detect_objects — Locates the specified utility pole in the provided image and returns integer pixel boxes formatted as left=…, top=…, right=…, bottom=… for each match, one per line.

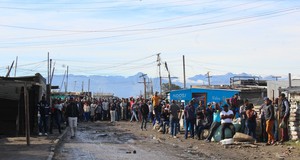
left=50, top=59, right=52, bottom=83
left=60, top=70, right=66, bottom=92
left=150, top=78, right=154, bottom=95
left=157, top=53, right=162, bottom=94
left=139, top=74, right=147, bottom=99
left=74, top=81, right=77, bottom=92
left=164, top=61, right=172, bottom=91
left=65, top=66, right=69, bottom=93
left=183, top=55, right=186, bottom=89
left=82, top=81, right=84, bottom=92
left=88, top=79, right=90, bottom=93
left=47, top=52, right=50, bottom=84
left=206, top=71, right=212, bottom=86
left=6, top=61, right=14, bottom=77
left=289, top=73, right=292, bottom=88
left=24, top=82, right=30, bottom=146
left=14, top=56, right=18, bottom=77
left=50, top=61, right=55, bottom=85
left=272, top=76, right=281, bottom=81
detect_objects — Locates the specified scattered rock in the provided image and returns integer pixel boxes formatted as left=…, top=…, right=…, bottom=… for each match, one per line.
left=149, top=135, right=154, bottom=139
left=288, top=147, right=295, bottom=150
left=192, top=146, right=199, bottom=150
left=233, top=133, right=255, bottom=143
left=98, top=134, right=108, bottom=137
left=172, top=144, right=178, bottom=148
left=62, top=149, right=68, bottom=153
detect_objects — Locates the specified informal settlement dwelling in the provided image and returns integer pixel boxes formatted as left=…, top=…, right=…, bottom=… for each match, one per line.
left=267, top=78, right=300, bottom=141
left=281, top=87, right=300, bottom=140
left=0, top=73, right=46, bottom=136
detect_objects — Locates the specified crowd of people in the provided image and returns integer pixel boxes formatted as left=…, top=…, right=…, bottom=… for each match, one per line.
left=36, top=91, right=291, bottom=145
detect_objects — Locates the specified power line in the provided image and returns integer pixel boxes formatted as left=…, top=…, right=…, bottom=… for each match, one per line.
left=0, top=1, right=266, bottom=33
left=1, top=5, right=299, bottom=48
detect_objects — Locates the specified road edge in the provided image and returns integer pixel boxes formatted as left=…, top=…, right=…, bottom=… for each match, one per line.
left=47, top=127, right=69, bottom=160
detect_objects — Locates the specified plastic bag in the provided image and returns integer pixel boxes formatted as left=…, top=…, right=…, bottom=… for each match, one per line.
left=279, top=121, right=286, bottom=128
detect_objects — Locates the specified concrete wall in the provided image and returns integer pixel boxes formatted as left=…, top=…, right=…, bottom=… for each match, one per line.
left=267, top=80, right=300, bottom=100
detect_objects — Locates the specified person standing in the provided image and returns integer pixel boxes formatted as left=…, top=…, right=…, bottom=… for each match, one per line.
left=95, top=101, right=102, bottom=121
left=184, top=100, right=196, bottom=139
left=37, top=95, right=50, bottom=136
left=220, top=104, right=235, bottom=140
left=273, top=98, right=279, bottom=142
left=140, top=99, right=149, bottom=130
left=239, top=99, right=249, bottom=133
left=130, top=99, right=139, bottom=122
left=65, top=97, right=80, bottom=139
left=51, top=99, right=63, bottom=134
left=279, top=93, right=290, bottom=142
left=90, top=101, right=96, bottom=122
left=83, top=101, right=91, bottom=122
left=121, top=98, right=128, bottom=120
left=110, top=101, right=116, bottom=123
left=259, top=102, right=267, bottom=142
left=152, top=92, right=161, bottom=124
left=147, top=101, right=154, bottom=125
left=102, top=99, right=109, bottom=120
left=169, top=100, right=180, bottom=138
left=230, top=94, right=239, bottom=117
left=246, top=103, right=257, bottom=140
left=264, top=97, right=275, bottom=145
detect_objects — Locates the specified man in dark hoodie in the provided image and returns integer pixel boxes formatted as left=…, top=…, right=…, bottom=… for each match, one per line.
left=65, top=97, right=80, bottom=139
left=140, top=99, right=149, bottom=130
left=37, top=95, right=50, bottom=136
left=184, top=100, right=196, bottom=139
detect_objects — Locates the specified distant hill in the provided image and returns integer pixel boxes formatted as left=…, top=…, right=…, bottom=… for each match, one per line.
left=51, top=72, right=284, bottom=97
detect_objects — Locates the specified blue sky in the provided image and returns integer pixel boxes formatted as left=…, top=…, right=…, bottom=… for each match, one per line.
left=1, top=0, right=300, bottom=83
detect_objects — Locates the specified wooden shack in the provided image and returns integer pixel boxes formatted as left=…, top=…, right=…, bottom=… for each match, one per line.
left=0, top=73, right=46, bottom=136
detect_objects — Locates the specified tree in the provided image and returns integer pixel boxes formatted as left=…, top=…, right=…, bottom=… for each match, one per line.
left=161, top=83, right=182, bottom=93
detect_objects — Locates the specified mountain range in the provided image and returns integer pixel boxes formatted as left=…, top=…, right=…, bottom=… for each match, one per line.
left=51, top=72, right=285, bottom=98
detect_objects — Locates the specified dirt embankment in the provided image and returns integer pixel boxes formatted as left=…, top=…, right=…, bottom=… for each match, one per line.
left=114, top=121, right=300, bottom=160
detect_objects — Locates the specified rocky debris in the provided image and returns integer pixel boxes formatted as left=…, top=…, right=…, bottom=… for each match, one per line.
left=233, top=132, right=255, bottom=143
left=98, top=134, right=108, bottom=137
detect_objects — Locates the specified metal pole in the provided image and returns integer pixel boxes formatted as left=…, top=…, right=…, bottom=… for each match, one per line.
left=183, top=55, right=186, bottom=89
left=82, top=81, right=84, bottom=92
left=47, top=52, right=50, bottom=84
left=66, top=66, right=69, bottom=93
left=157, top=53, right=162, bottom=94
left=24, top=82, right=30, bottom=146
left=88, top=79, right=90, bottom=93
left=288, top=73, right=292, bottom=88
left=143, top=76, right=147, bottom=99
left=14, top=56, right=18, bottom=77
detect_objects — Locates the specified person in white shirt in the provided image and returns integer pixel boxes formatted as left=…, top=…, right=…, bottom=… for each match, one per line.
left=220, top=104, right=235, bottom=140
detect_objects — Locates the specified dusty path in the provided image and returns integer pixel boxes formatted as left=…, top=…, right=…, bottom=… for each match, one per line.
left=54, top=121, right=209, bottom=160
left=54, top=121, right=300, bottom=160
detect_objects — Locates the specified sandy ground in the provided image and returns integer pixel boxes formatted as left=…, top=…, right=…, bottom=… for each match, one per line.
left=54, top=121, right=300, bottom=160
left=0, top=129, right=62, bottom=160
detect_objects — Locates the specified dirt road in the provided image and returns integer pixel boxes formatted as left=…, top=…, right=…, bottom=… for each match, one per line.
left=54, top=121, right=300, bottom=160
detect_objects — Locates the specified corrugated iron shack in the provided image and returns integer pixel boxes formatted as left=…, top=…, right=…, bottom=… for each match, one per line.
left=0, top=73, right=46, bottom=136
